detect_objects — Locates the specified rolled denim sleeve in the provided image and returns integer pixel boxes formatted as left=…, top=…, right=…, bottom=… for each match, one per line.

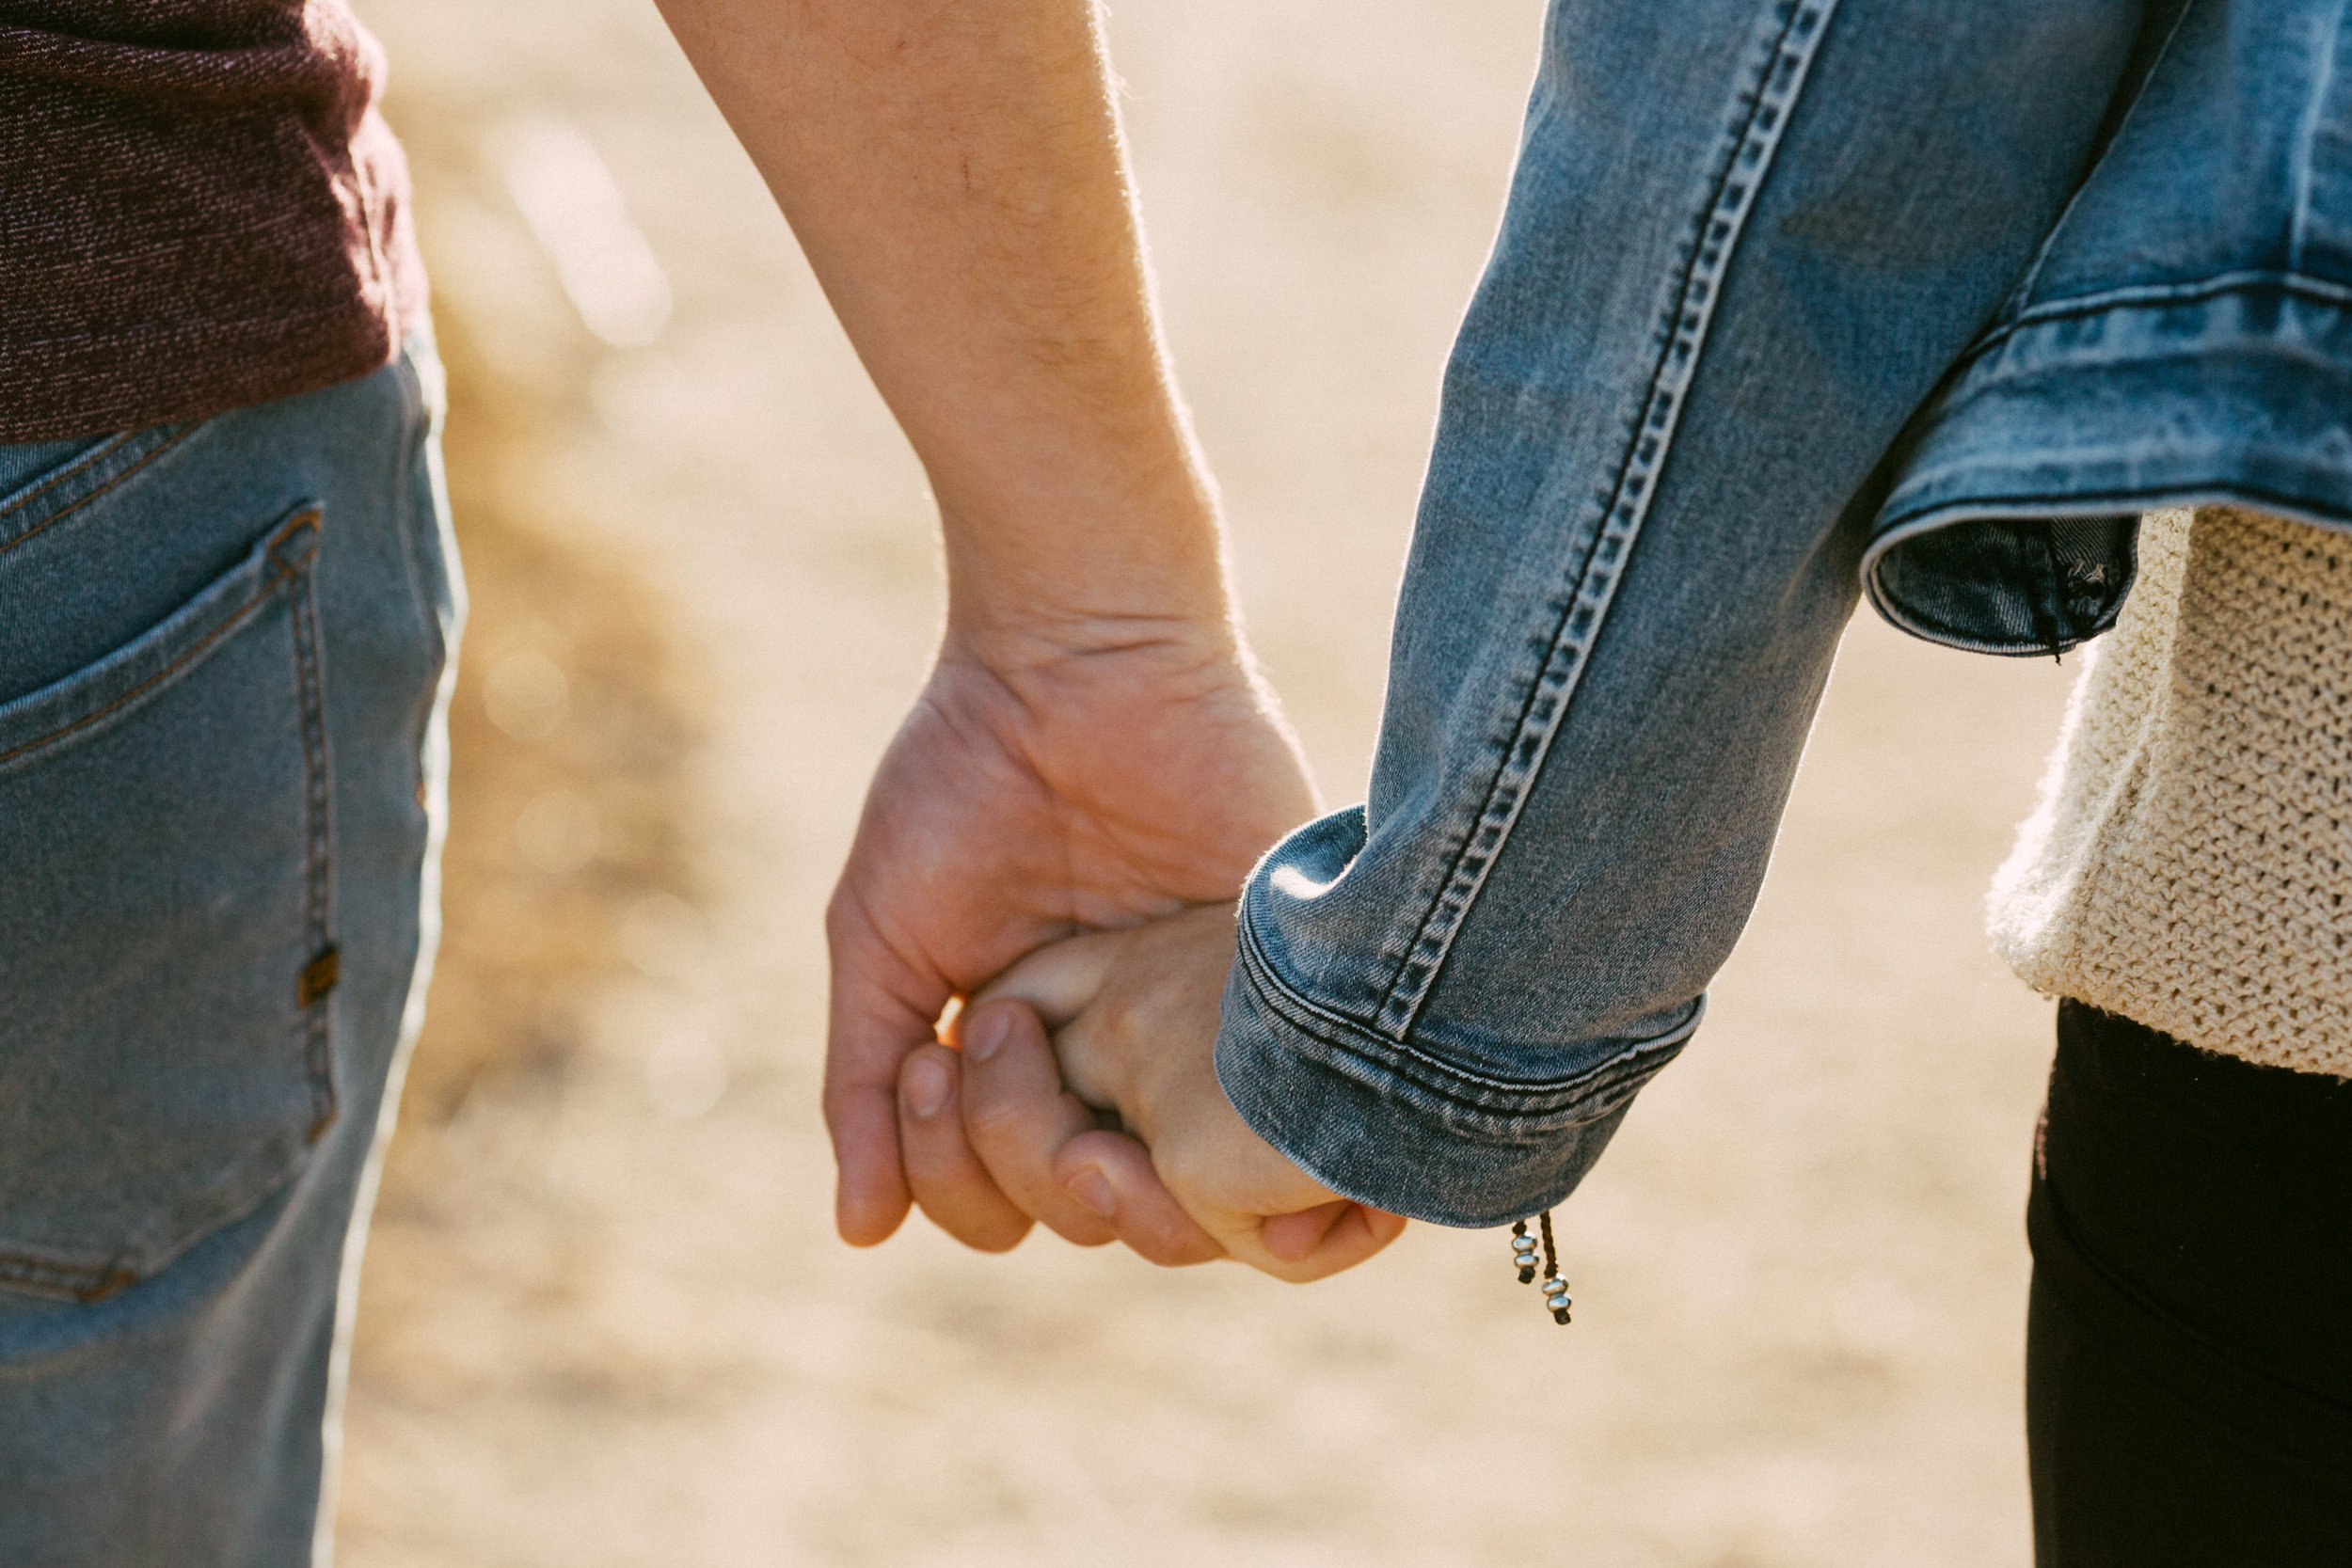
left=1214, top=0, right=2144, bottom=1226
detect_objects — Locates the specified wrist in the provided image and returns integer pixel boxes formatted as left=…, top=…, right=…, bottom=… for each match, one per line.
left=937, top=606, right=1249, bottom=700
left=936, top=492, right=1242, bottom=672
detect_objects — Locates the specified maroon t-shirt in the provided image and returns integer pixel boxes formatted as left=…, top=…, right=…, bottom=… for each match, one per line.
left=0, top=1, right=427, bottom=443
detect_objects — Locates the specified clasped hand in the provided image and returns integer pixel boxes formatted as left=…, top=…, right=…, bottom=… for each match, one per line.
left=900, top=906, right=1406, bottom=1282
left=823, top=624, right=1403, bottom=1283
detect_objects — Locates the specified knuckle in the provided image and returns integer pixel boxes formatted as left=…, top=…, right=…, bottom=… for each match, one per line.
left=1136, top=1235, right=1192, bottom=1268
left=899, top=1144, right=964, bottom=1187
left=959, top=1089, right=1029, bottom=1143
left=1050, top=1215, right=1118, bottom=1248
left=920, top=1193, right=1029, bottom=1253
left=821, top=884, right=862, bottom=944
left=900, top=1122, right=976, bottom=1175
left=1134, top=1212, right=1212, bottom=1266
left=1152, top=1235, right=1219, bottom=1269
left=820, top=1080, right=877, bottom=1130
left=961, top=1221, right=1031, bottom=1255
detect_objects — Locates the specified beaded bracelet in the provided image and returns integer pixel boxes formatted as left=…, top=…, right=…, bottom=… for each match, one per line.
left=1508, top=1212, right=1572, bottom=1323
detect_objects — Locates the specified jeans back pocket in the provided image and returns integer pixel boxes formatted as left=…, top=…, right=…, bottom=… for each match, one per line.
left=0, top=507, right=337, bottom=1301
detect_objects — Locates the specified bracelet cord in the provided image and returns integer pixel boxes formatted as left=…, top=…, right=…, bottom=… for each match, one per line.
left=1507, top=1212, right=1572, bottom=1324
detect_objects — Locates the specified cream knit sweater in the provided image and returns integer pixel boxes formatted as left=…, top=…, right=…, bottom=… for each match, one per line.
left=1989, top=506, right=2352, bottom=1078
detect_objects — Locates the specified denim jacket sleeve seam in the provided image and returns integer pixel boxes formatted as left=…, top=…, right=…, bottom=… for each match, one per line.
left=1367, top=0, right=1845, bottom=1042
left=1940, top=269, right=2352, bottom=387
left=1236, top=896, right=1703, bottom=1129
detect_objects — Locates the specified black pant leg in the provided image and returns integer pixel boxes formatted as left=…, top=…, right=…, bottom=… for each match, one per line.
left=2026, top=1001, right=2352, bottom=1568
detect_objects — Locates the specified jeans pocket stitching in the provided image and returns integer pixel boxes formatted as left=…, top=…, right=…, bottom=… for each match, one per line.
left=0, top=509, right=320, bottom=770
left=0, top=505, right=335, bottom=1303
left=0, top=424, right=197, bottom=561
left=285, top=526, right=341, bottom=1146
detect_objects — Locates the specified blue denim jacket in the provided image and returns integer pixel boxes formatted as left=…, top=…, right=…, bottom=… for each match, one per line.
left=1216, top=0, right=2347, bottom=1226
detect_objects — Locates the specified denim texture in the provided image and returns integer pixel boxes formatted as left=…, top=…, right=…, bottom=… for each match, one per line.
left=0, top=344, right=458, bottom=1565
left=1869, top=0, right=2352, bottom=653
left=1213, top=0, right=2261, bottom=1226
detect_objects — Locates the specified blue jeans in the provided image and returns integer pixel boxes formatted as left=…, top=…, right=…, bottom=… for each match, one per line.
left=0, top=343, right=458, bottom=1565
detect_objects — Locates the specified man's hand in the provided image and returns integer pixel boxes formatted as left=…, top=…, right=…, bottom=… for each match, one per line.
left=898, top=905, right=1406, bottom=1282
left=828, top=628, right=1313, bottom=1245
left=649, top=0, right=1313, bottom=1243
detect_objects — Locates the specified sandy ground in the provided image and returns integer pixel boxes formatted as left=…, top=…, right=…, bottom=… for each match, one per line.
left=338, top=3, right=2079, bottom=1563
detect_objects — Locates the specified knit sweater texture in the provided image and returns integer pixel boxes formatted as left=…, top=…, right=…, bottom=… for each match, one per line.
left=1990, top=507, right=2352, bottom=1078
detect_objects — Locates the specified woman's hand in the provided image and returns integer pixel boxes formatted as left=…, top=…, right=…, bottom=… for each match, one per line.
left=895, top=904, right=1407, bottom=1282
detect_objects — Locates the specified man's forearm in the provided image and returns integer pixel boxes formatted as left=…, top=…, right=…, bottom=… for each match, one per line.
left=653, top=0, right=1230, bottom=649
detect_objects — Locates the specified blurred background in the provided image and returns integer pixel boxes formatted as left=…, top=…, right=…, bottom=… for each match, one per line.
left=342, top=2, right=2078, bottom=1563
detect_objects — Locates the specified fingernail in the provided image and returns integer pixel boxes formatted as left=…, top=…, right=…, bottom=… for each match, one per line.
left=1066, top=1166, right=1114, bottom=1218
left=902, top=1055, right=951, bottom=1117
left=964, top=1005, right=1011, bottom=1064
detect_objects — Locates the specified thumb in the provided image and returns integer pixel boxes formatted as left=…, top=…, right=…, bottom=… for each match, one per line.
left=970, top=928, right=1130, bottom=1032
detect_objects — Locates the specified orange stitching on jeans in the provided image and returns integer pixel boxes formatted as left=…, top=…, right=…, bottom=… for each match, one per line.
left=283, top=543, right=341, bottom=1143
left=0, top=433, right=132, bottom=520
left=0, top=426, right=196, bottom=561
left=0, top=1251, right=136, bottom=1303
left=0, top=508, right=328, bottom=1300
left=0, top=510, right=319, bottom=769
